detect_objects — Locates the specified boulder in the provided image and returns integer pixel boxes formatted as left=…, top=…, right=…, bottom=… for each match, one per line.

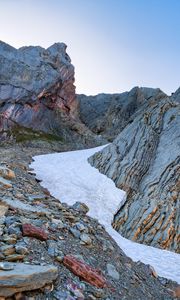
left=0, top=263, right=58, bottom=297
left=63, top=255, right=107, bottom=288
left=22, top=223, right=48, bottom=241
left=0, top=166, right=15, bottom=180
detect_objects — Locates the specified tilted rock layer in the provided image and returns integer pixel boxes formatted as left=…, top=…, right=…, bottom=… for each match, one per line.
left=0, top=41, right=103, bottom=147
left=0, top=263, right=58, bottom=297
left=89, top=92, right=180, bottom=252
left=78, top=87, right=166, bottom=141
left=0, top=144, right=178, bottom=299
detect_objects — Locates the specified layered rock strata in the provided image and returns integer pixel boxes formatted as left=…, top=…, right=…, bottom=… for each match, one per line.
left=89, top=93, right=180, bottom=252
left=0, top=263, right=58, bottom=297
left=0, top=143, right=178, bottom=299
left=78, top=87, right=166, bottom=141
left=0, top=41, right=103, bottom=147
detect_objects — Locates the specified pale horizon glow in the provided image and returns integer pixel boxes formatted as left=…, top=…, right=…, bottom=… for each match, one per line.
left=0, top=0, right=180, bottom=95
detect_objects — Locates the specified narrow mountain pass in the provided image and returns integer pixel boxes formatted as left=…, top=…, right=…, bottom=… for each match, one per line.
left=31, top=145, right=180, bottom=284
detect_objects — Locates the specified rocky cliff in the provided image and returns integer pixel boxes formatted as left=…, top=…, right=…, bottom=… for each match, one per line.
left=0, top=41, right=103, bottom=148
left=78, top=87, right=166, bottom=141
left=0, top=42, right=167, bottom=149
left=89, top=92, right=180, bottom=252
left=172, top=87, right=180, bottom=103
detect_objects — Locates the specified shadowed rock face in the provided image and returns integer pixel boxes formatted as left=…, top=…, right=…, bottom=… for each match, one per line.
left=0, top=41, right=104, bottom=147
left=78, top=87, right=166, bottom=141
left=89, top=92, right=180, bottom=252
left=172, top=87, right=180, bottom=103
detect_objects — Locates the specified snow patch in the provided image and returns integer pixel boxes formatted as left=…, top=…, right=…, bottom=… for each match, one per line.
left=31, top=145, right=180, bottom=283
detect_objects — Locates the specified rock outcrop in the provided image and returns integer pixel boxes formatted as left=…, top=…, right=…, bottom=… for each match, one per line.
left=1, top=40, right=179, bottom=298
left=78, top=87, right=166, bottom=141
left=89, top=92, right=180, bottom=252
left=0, top=41, right=104, bottom=148
left=172, top=87, right=180, bottom=102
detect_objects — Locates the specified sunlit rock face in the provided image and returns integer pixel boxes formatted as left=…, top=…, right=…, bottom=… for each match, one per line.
left=89, top=92, right=180, bottom=253
left=0, top=41, right=83, bottom=143
left=78, top=87, right=166, bottom=141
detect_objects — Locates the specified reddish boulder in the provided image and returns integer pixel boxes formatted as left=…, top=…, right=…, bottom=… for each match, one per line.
left=63, top=255, right=107, bottom=288
left=22, top=224, right=48, bottom=241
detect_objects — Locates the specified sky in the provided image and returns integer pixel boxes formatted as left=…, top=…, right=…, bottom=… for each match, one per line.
left=0, top=0, right=180, bottom=95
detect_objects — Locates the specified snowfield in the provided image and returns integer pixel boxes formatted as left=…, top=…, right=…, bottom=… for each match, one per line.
left=31, top=145, right=180, bottom=283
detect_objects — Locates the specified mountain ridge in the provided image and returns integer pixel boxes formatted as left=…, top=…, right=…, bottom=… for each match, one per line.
left=89, top=92, right=180, bottom=252
left=0, top=40, right=179, bottom=299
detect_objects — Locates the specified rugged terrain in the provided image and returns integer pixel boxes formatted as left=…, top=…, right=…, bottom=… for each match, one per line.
left=0, top=41, right=179, bottom=299
left=89, top=91, right=180, bottom=253
left=0, top=143, right=179, bottom=299
left=0, top=41, right=103, bottom=148
left=78, top=87, right=166, bottom=141
left=0, top=41, right=168, bottom=148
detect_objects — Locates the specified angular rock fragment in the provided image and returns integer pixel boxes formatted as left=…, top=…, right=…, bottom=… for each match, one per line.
left=0, top=177, right=12, bottom=189
left=80, top=233, right=92, bottom=245
left=0, top=262, right=14, bottom=271
left=106, top=263, right=120, bottom=280
left=72, top=202, right=89, bottom=214
left=63, top=255, right=107, bottom=288
left=5, top=254, right=24, bottom=262
left=0, top=166, right=15, bottom=180
left=0, top=204, right=8, bottom=217
left=1, top=197, right=49, bottom=214
left=22, top=223, right=48, bottom=241
left=0, top=245, right=15, bottom=256
left=0, top=263, right=58, bottom=297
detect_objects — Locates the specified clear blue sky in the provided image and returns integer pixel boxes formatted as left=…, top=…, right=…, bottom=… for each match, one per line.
left=0, top=0, right=180, bottom=95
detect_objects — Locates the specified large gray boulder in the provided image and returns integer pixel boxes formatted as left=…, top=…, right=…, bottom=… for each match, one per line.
left=78, top=87, right=166, bottom=141
left=89, top=92, right=180, bottom=252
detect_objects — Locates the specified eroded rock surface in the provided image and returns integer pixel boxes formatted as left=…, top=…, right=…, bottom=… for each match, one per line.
left=0, top=263, right=58, bottom=297
left=78, top=87, right=166, bottom=141
left=89, top=93, right=180, bottom=252
left=0, top=144, right=177, bottom=299
left=0, top=41, right=104, bottom=148
left=63, top=255, right=107, bottom=288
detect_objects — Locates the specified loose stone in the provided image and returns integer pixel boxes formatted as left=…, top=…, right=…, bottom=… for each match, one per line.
left=106, top=263, right=120, bottom=280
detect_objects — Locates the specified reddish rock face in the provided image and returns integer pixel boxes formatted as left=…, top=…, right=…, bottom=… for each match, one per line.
left=174, top=287, right=180, bottom=298
left=0, top=41, right=78, bottom=141
left=63, top=255, right=107, bottom=288
left=22, top=224, right=48, bottom=241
